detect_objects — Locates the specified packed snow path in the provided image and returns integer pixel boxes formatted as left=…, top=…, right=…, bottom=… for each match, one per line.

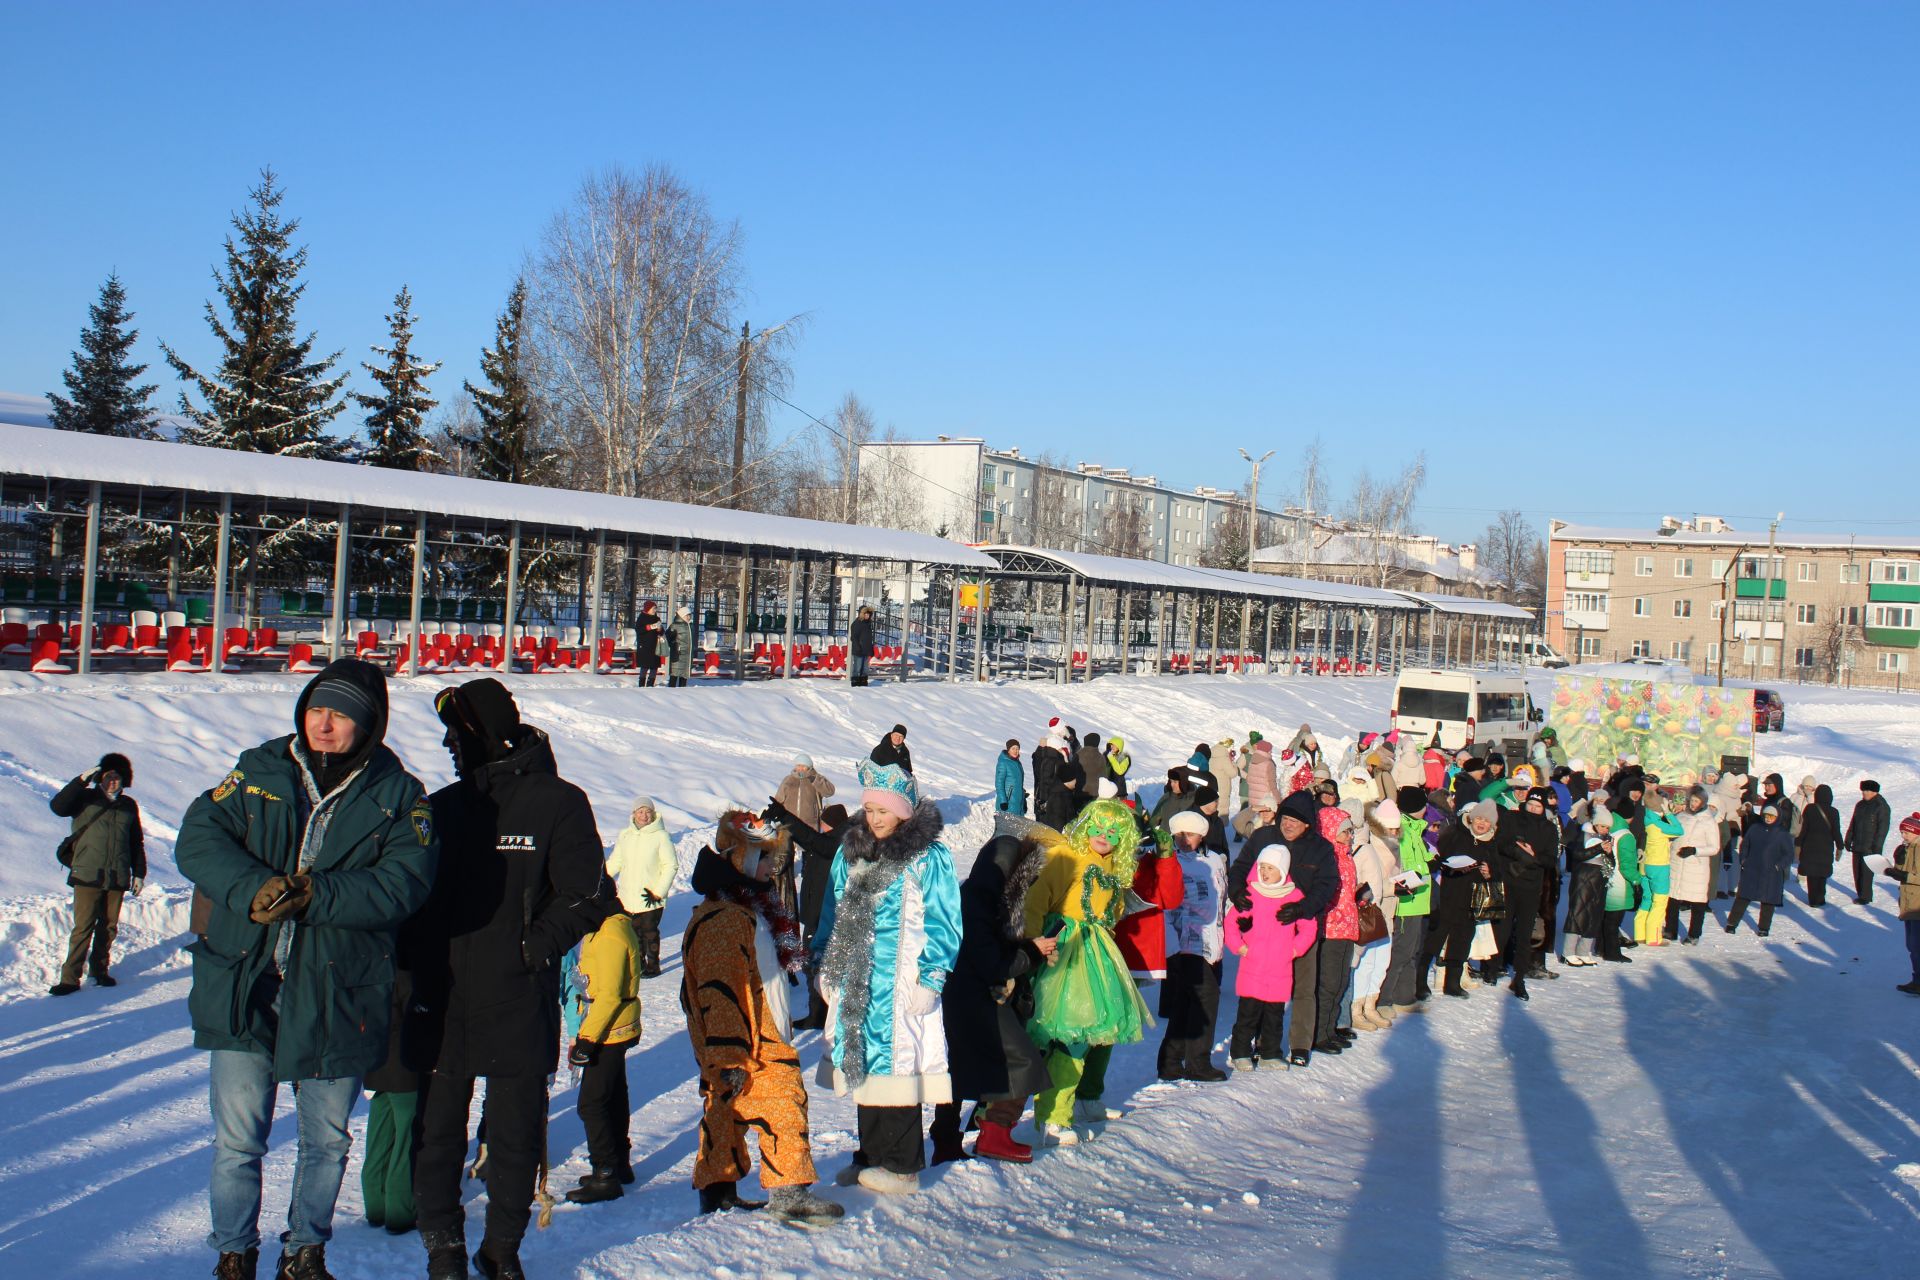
left=1, top=672, right=1916, bottom=1278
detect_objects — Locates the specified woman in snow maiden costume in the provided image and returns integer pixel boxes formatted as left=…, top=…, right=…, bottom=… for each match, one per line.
left=1023, top=798, right=1155, bottom=1145
left=813, top=761, right=961, bottom=1195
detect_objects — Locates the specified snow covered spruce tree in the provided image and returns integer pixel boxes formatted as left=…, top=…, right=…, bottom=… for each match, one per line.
left=46, top=272, right=158, bottom=438
left=356, top=286, right=441, bottom=471
left=160, top=169, right=347, bottom=458
left=461, top=277, right=555, bottom=486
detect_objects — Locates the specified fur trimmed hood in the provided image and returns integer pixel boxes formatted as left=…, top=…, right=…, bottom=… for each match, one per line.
left=972, top=820, right=1064, bottom=941
left=839, top=798, right=944, bottom=867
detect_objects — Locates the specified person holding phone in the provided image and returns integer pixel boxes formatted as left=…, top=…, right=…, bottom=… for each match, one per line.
left=176, top=660, right=437, bottom=1280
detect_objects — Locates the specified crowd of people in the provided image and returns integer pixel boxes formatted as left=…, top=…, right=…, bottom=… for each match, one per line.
left=39, top=666, right=1920, bottom=1280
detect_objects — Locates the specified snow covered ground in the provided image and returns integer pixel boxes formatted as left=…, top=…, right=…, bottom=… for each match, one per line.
left=1, top=669, right=1916, bottom=1279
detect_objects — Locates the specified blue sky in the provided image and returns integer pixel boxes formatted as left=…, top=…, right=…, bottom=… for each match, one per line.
left=3, top=2, right=1914, bottom=544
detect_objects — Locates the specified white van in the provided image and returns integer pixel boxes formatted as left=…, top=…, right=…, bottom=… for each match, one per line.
left=1496, top=634, right=1569, bottom=669
left=1390, top=668, right=1541, bottom=755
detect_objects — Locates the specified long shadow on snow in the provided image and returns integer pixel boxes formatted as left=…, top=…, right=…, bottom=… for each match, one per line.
left=1333, top=1005, right=1444, bottom=1278
left=1497, top=995, right=1654, bottom=1277
left=1622, top=958, right=1920, bottom=1276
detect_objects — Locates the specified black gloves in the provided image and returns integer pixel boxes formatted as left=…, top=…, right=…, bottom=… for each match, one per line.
left=568, top=1039, right=598, bottom=1067
left=248, top=874, right=313, bottom=925
left=641, top=889, right=663, bottom=908
left=1236, top=915, right=1254, bottom=932
left=1277, top=903, right=1304, bottom=924
left=714, top=1066, right=750, bottom=1101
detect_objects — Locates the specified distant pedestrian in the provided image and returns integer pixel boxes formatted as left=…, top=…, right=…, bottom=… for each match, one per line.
left=48, top=752, right=146, bottom=996
left=869, top=724, right=912, bottom=774
left=605, top=796, right=677, bottom=977
left=633, top=600, right=663, bottom=687
left=849, top=606, right=875, bottom=687
left=1845, top=780, right=1891, bottom=906
left=995, top=739, right=1027, bottom=815
left=1890, top=814, right=1920, bottom=995
left=775, top=754, right=836, bottom=830
left=666, top=606, right=695, bottom=687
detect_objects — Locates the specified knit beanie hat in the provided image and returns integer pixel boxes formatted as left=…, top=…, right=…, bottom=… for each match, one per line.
left=1900, top=812, right=1920, bottom=838
left=1462, top=799, right=1499, bottom=826
left=1374, top=798, right=1403, bottom=828
left=631, top=794, right=656, bottom=814
left=309, top=676, right=378, bottom=733
left=434, top=677, right=522, bottom=761
left=1169, top=810, right=1210, bottom=838
left=1395, top=784, right=1429, bottom=816
left=792, top=752, right=814, bottom=769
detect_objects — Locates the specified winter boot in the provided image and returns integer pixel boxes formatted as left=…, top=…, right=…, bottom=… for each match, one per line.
left=974, top=1120, right=1034, bottom=1163
left=1186, top=1060, right=1229, bottom=1082
left=422, top=1228, right=466, bottom=1280
left=1897, top=981, right=1920, bottom=996
left=698, top=1181, right=766, bottom=1213
left=1312, top=1037, right=1345, bottom=1055
left=1333, top=1027, right=1357, bottom=1045
left=767, top=1183, right=845, bottom=1229
left=272, top=1245, right=334, bottom=1280
left=855, top=1166, right=921, bottom=1195
left=471, top=1241, right=524, bottom=1280
left=1413, top=972, right=1432, bottom=1002
left=1038, top=1121, right=1081, bottom=1146
left=48, top=983, right=79, bottom=996
left=1074, top=1098, right=1123, bottom=1124
left=1509, top=975, right=1530, bottom=1001
left=1442, top=965, right=1469, bottom=998
left=929, top=1129, right=971, bottom=1166
left=831, top=1160, right=866, bottom=1187
left=214, top=1248, right=259, bottom=1280
left=1351, top=998, right=1382, bottom=1030
left=565, top=1168, right=625, bottom=1204
left=1229, top=1057, right=1256, bottom=1073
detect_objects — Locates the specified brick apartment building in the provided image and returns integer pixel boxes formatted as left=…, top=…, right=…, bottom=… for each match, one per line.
left=1547, top=517, right=1920, bottom=689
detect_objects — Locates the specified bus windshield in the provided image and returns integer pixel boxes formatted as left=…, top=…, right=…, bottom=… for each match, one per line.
left=1397, top=686, right=1471, bottom=721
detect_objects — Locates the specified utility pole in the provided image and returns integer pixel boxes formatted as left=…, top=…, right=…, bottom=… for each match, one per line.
left=1239, top=448, right=1275, bottom=569
left=1769, top=512, right=1784, bottom=680
left=1716, top=543, right=1750, bottom=688
left=731, top=320, right=751, bottom=509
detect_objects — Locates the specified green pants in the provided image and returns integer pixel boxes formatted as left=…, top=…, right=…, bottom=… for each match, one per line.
left=363, top=1090, right=419, bottom=1230
left=1035, top=1043, right=1113, bottom=1127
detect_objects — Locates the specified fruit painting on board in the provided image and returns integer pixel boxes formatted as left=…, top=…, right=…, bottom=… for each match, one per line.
left=1548, top=676, right=1755, bottom=787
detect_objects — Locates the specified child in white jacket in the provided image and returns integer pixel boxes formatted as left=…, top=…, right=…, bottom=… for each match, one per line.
left=606, top=796, right=678, bottom=976
left=1156, top=811, right=1228, bottom=1082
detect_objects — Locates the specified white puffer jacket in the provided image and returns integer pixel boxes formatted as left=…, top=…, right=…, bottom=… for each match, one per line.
left=1670, top=805, right=1723, bottom=904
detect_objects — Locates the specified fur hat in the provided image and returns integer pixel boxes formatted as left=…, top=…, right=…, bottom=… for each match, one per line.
left=1169, top=810, right=1210, bottom=838
left=97, top=752, right=133, bottom=787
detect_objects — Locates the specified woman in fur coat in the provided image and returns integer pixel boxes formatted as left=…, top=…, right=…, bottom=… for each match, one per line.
left=812, top=761, right=962, bottom=1195
left=928, top=822, right=1061, bottom=1165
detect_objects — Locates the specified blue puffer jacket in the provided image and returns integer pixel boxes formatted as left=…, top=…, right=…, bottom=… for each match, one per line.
left=995, top=751, right=1027, bottom=814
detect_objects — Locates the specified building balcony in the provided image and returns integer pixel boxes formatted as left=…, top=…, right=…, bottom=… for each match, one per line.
left=1564, top=570, right=1611, bottom=588
left=1865, top=626, right=1920, bottom=648
left=1562, top=609, right=1610, bottom=632
left=1868, top=582, right=1920, bottom=604
left=1731, top=620, right=1785, bottom=642
left=1734, top=577, right=1786, bottom=599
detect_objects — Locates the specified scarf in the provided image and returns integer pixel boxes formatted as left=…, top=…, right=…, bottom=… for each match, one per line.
left=1251, top=875, right=1299, bottom=900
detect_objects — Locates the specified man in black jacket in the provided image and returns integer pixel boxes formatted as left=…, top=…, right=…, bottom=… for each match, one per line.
left=1031, top=733, right=1081, bottom=830
left=413, top=679, right=611, bottom=1280
left=1846, top=779, right=1892, bottom=905
left=869, top=724, right=912, bottom=774
left=848, top=606, right=875, bottom=687
left=1494, top=788, right=1560, bottom=999
left=632, top=601, right=663, bottom=687
left=1229, top=790, right=1336, bottom=1066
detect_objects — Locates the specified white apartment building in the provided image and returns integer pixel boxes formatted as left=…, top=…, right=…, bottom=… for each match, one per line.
left=856, top=437, right=1303, bottom=566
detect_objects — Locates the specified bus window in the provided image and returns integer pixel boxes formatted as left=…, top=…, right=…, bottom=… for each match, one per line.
left=1397, top=686, right=1470, bottom=721
left=1475, top=691, right=1528, bottom=723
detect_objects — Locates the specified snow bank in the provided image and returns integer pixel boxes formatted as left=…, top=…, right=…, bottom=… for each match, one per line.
left=2, top=670, right=1917, bottom=1279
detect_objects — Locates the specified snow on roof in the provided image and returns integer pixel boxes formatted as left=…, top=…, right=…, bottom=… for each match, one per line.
left=1551, top=522, right=1920, bottom=553
left=0, top=390, right=193, bottom=440
left=1252, top=533, right=1499, bottom=588
left=1397, top=592, right=1533, bottom=620
left=0, top=422, right=997, bottom=568
left=982, top=544, right=1419, bottom=608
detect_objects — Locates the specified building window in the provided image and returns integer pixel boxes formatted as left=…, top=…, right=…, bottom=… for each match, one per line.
left=1795, top=603, right=1817, bottom=625
left=1633, top=597, right=1650, bottom=617
left=1741, top=555, right=1785, bottom=579
left=1792, top=646, right=1816, bottom=668
left=1671, top=640, right=1693, bottom=660
left=1710, top=600, right=1726, bottom=621
left=1841, top=562, right=1861, bottom=584
left=1635, top=555, right=1654, bottom=577
left=1798, top=561, right=1818, bottom=582
left=1842, top=605, right=1863, bottom=627
left=1673, top=599, right=1692, bottom=618
left=1566, top=592, right=1609, bottom=614
left=1760, top=644, right=1777, bottom=665
left=1871, top=560, right=1915, bottom=583
left=1565, top=549, right=1614, bottom=575
left=1578, top=635, right=1601, bottom=657
left=1673, top=557, right=1694, bottom=578
left=1710, top=558, right=1728, bottom=580
left=1872, top=604, right=1917, bottom=629
left=1743, top=643, right=1758, bottom=665
left=1706, top=642, right=1720, bottom=665
left=1879, top=653, right=1910, bottom=674
left=1631, top=640, right=1652, bottom=657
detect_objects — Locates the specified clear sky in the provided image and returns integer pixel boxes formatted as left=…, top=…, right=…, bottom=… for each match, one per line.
left=3, top=2, right=1914, bottom=545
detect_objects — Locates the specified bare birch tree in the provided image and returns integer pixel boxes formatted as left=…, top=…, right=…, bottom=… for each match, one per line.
left=1341, top=453, right=1429, bottom=587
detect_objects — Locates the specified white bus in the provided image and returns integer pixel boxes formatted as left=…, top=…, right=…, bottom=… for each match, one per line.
left=1390, top=668, right=1542, bottom=755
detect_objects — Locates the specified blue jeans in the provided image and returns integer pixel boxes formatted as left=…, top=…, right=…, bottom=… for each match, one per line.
left=1906, top=918, right=1920, bottom=984
left=208, top=1049, right=360, bottom=1254
left=849, top=654, right=869, bottom=682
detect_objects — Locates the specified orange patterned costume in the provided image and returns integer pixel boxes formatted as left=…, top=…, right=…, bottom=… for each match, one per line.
left=682, top=817, right=817, bottom=1192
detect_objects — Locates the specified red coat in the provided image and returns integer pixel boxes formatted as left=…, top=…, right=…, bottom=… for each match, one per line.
left=1423, top=748, right=1448, bottom=793
left=1116, top=852, right=1184, bottom=980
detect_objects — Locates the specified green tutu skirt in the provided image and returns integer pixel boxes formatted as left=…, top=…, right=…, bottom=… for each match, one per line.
left=1027, top=917, right=1153, bottom=1049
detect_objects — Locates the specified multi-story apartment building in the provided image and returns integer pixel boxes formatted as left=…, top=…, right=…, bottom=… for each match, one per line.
left=1250, top=529, right=1499, bottom=596
left=1547, top=517, right=1920, bottom=687
left=856, top=437, right=1304, bottom=566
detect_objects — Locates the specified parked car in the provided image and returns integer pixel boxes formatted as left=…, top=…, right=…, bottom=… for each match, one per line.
left=1753, top=688, right=1786, bottom=733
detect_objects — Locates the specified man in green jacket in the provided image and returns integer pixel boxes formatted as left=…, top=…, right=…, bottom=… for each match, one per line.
left=48, top=751, right=146, bottom=994
left=176, top=660, right=438, bottom=1280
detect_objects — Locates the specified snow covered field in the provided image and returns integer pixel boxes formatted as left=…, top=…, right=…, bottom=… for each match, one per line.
left=1, top=669, right=1916, bottom=1279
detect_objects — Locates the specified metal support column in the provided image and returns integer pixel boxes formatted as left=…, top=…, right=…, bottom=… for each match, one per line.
left=1237, top=595, right=1251, bottom=669
left=784, top=556, right=802, bottom=680
left=500, top=521, right=521, bottom=672
left=209, top=494, right=232, bottom=672
left=588, top=530, right=607, bottom=672
left=1060, top=575, right=1077, bottom=682
left=1263, top=602, right=1275, bottom=671
left=329, top=506, right=351, bottom=661
left=405, top=511, right=427, bottom=676
left=1209, top=596, right=1222, bottom=673
left=735, top=556, right=751, bottom=679
left=1154, top=591, right=1167, bottom=675
left=76, top=481, right=102, bottom=675
left=973, top=575, right=989, bottom=683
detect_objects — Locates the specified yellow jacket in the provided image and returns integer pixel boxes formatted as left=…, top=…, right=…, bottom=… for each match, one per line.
left=1023, top=827, right=1126, bottom=934
left=576, top=914, right=643, bottom=1046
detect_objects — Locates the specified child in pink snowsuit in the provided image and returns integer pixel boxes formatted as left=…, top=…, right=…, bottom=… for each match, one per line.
left=1224, top=845, right=1318, bottom=1069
